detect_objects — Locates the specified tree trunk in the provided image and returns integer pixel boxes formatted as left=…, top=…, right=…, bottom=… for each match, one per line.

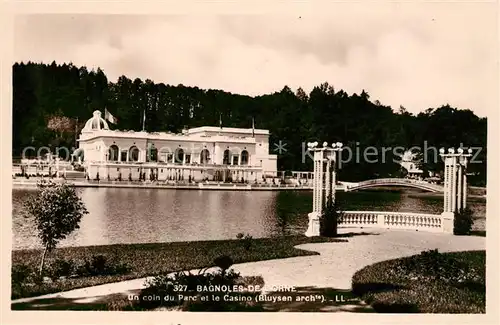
left=39, top=245, right=48, bottom=277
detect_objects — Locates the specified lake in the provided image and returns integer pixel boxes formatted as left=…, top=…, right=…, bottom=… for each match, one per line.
left=12, top=188, right=486, bottom=250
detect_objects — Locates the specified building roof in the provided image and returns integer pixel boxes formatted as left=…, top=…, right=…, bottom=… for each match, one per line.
left=187, top=126, right=269, bottom=135
left=78, top=112, right=270, bottom=142
left=82, top=111, right=110, bottom=131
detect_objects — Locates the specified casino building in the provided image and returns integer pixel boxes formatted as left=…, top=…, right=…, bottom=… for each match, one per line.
left=75, top=111, right=278, bottom=182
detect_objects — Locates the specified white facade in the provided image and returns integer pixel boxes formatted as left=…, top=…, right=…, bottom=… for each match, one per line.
left=77, top=111, right=277, bottom=182
left=399, top=150, right=424, bottom=177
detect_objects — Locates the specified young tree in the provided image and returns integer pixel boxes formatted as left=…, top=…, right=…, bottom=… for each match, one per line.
left=24, top=181, right=88, bottom=276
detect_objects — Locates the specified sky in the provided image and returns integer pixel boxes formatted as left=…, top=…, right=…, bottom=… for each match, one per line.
left=13, top=4, right=498, bottom=117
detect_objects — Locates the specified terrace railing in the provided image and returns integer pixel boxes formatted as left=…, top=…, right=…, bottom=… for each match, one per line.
left=339, top=210, right=443, bottom=233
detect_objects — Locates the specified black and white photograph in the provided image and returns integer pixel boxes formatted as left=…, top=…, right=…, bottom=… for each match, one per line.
left=3, top=1, right=497, bottom=323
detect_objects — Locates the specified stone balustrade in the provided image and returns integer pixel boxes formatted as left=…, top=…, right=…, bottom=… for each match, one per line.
left=339, top=211, right=443, bottom=233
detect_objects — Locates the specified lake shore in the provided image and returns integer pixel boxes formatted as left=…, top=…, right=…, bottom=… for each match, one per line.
left=12, top=178, right=316, bottom=191
left=408, top=191, right=486, bottom=201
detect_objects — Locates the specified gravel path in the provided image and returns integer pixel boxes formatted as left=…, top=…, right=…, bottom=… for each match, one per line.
left=233, top=228, right=486, bottom=291
left=11, top=228, right=485, bottom=311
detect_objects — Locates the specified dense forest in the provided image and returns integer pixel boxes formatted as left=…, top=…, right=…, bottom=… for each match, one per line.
left=12, top=62, right=487, bottom=185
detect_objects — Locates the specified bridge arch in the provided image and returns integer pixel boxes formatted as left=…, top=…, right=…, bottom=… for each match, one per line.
left=345, top=178, right=443, bottom=193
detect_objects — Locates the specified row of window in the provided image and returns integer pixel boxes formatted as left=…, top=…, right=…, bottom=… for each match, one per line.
left=113, top=167, right=255, bottom=174
left=106, top=145, right=250, bottom=165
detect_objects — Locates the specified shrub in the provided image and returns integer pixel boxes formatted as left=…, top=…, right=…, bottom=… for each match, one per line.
left=113, top=262, right=132, bottom=275
left=320, top=197, right=344, bottom=237
left=390, top=249, right=480, bottom=284
left=138, top=268, right=259, bottom=311
left=213, top=255, right=234, bottom=274
left=454, top=207, right=475, bottom=235
left=236, top=233, right=253, bottom=251
left=75, top=260, right=92, bottom=277
left=74, top=255, right=131, bottom=277
left=47, top=258, right=75, bottom=279
left=137, top=269, right=213, bottom=310
left=134, top=255, right=261, bottom=311
left=91, top=255, right=108, bottom=275
left=12, top=264, right=33, bottom=293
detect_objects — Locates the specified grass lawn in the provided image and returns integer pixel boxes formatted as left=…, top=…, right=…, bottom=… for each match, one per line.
left=12, top=235, right=346, bottom=300
left=351, top=250, right=485, bottom=313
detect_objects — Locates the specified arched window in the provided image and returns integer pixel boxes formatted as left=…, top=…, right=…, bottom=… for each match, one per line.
left=108, top=145, right=119, bottom=161
left=129, top=146, right=139, bottom=162
left=200, top=149, right=210, bottom=164
left=175, top=148, right=184, bottom=164
left=223, top=149, right=230, bottom=165
left=159, top=147, right=171, bottom=163
left=148, top=146, right=158, bottom=162
left=241, top=150, right=249, bottom=165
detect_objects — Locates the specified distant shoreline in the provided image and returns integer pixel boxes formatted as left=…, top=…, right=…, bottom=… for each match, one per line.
left=408, top=191, right=487, bottom=201
left=11, top=179, right=314, bottom=191
left=12, top=179, right=486, bottom=198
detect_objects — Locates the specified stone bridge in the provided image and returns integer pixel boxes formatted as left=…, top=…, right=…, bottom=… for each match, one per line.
left=344, top=178, right=443, bottom=193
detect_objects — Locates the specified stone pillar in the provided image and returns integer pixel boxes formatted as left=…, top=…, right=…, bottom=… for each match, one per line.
left=440, top=149, right=471, bottom=234
left=441, top=156, right=456, bottom=233
left=306, top=149, right=325, bottom=237
left=306, top=143, right=343, bottom=237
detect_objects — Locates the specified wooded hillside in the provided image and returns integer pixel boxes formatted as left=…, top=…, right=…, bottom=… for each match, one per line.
left=12, top=61, right=487, bottom=185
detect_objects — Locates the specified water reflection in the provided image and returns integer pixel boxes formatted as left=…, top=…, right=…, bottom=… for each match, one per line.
left=12, top=188, right=486, bottom=250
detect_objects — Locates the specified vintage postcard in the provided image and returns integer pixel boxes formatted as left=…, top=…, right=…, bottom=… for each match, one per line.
left=2, top=1, right=498, bottom=325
